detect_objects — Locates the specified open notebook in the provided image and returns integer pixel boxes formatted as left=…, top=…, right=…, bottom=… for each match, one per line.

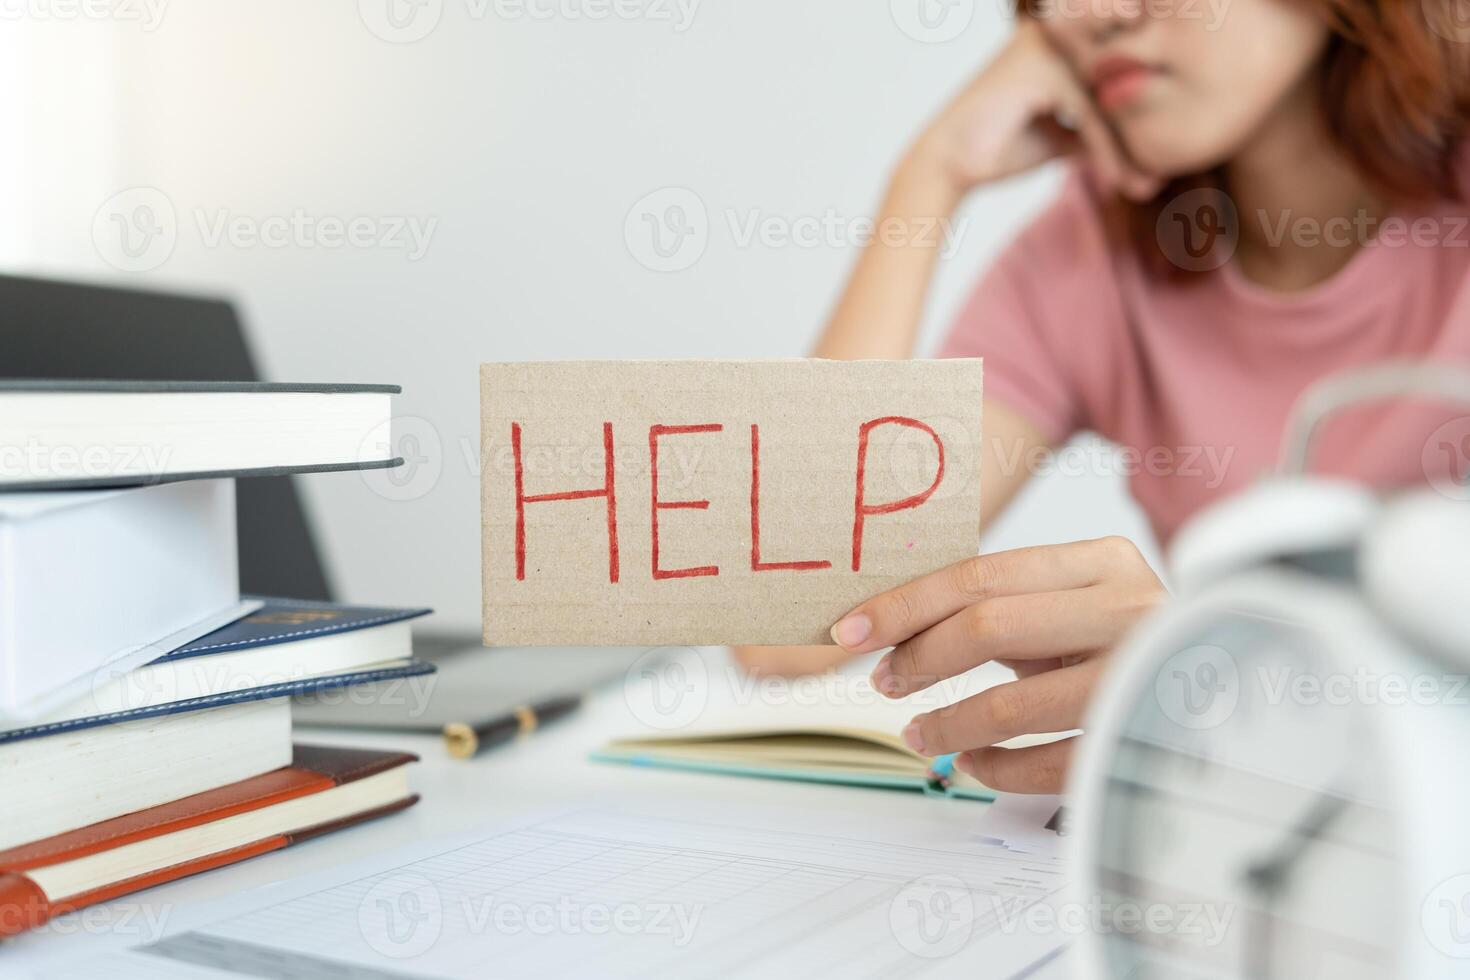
left=594, top=660, right=1065, bottom=801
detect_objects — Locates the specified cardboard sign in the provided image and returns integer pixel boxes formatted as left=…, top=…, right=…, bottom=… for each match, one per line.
left=481, top=359, right=983, bottom=646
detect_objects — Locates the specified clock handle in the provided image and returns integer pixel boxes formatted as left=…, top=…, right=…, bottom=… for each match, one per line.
left=1279, top=361, right=1470, bottom=474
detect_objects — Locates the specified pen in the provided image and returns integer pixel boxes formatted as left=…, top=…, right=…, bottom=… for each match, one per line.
left=443, top=694, right=583, bottom=759
left=928, top=753, right=958, bottom=783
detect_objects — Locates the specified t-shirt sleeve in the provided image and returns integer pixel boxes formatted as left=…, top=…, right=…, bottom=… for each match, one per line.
left=937, top=170, right=1124, bottom=444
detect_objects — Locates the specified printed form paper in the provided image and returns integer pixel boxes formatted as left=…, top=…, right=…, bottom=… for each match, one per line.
left=49, top=805, right=1068, bottom=980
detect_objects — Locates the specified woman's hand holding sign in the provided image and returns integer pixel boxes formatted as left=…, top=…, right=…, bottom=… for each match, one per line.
left=829, top=537, right=1167, bottom=794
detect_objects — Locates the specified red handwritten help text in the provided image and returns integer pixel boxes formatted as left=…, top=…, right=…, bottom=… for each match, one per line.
left=510, top=416, right=944, bottom=583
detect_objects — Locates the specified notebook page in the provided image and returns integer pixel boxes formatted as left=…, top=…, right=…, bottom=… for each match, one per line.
left=623, top=658, right=1020, bottom=742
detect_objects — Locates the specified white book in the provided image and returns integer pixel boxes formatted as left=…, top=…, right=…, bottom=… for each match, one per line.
left=0, top=380, right=399, bottom=490
left=0, top=697, right=293, bottom=852
left=0, top=479, right=245, bottom=716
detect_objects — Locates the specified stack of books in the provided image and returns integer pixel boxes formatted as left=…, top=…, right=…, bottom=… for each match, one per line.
left=0, top=380, right=433, bottom=938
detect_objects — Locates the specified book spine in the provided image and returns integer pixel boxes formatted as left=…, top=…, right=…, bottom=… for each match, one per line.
left=0, top=796, right=418, bottom=938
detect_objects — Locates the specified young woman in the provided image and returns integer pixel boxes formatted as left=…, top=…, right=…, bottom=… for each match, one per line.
left=737, top=1, right=1470, bottom=792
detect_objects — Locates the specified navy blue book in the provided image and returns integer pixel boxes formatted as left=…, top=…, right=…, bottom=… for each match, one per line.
left=0, top=598, right=434, bottom=744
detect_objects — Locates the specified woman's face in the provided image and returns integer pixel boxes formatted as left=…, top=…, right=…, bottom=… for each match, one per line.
left=1037, top=0, right=1331, bottom=177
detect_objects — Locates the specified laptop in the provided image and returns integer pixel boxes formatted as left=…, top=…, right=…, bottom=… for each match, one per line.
left=0, top=273, right=640, bottom=729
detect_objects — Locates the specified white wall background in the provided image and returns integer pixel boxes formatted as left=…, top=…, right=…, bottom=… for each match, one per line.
left=5, top=0, right=1158, bottom=629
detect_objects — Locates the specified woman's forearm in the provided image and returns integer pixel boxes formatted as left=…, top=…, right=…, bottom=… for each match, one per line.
left=813, top=154, right=961, bottom=360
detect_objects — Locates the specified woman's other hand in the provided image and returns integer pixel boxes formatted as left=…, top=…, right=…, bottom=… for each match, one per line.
left=907, top=17, right=1159, bottom=201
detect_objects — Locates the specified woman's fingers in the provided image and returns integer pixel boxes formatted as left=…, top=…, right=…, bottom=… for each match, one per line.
left=902, top=658, right=1106, bottom=757
left=871, top=587, right=1133, bottom=698
left=998, top=657, right=1068, bottom=679
left=832, top=538, right=1132, bottom=655
left=1057, top=88, right=1124, bottom=191
left=955, top=737, right=1079, bottom=795
left=1052, top=72, right=1159, bottom=201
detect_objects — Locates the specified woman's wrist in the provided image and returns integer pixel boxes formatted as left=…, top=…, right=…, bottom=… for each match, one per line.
left=889, top=141, right=967, bottom=219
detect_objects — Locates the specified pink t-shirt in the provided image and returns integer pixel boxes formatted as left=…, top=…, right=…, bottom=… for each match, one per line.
left=940, top=166, right=1470, bottom=544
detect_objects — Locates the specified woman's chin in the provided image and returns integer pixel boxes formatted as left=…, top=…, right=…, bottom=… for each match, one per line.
left=1119, top=122, right=1241, bottom=183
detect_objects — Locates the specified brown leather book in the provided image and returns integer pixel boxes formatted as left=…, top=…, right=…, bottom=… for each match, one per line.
left=0, top=744, right=418, bottom=938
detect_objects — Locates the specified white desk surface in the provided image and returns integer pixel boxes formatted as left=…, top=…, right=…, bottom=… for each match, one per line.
left=7, top=648, right=1073, bottom=979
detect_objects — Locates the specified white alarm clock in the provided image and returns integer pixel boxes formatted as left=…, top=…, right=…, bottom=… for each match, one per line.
left=1069, top=364, right=1470, bottom=980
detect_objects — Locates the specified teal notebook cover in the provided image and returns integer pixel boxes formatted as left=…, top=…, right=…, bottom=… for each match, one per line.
left=590, top=748, right=993, bottom=801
